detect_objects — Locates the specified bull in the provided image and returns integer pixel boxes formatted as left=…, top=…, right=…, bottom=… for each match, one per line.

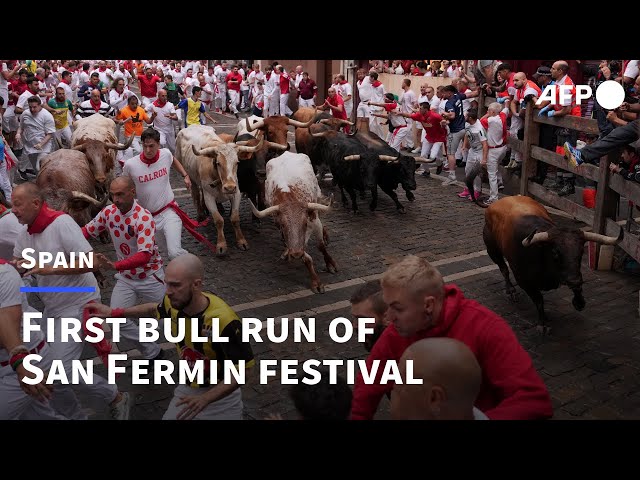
left=70, top=114, right=133, bottom=199
left=482, top=195, right=623, bottom=333
left=175, top=125, right=262, bottom=255
left=354, top=131, right=425, bottom=213
left=37, top=150, right=109, bottom=226
left=248, top=151, right=337, bottom=293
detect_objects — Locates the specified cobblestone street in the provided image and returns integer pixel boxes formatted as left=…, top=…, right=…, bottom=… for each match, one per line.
left=69, top=114, right=640, bottom=420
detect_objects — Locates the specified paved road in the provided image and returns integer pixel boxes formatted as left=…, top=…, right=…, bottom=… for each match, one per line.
left=68, top=113, right=640, bottom=420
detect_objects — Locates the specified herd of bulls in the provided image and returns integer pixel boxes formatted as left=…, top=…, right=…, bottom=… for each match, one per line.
left=29, top=107, right=626, bottom=330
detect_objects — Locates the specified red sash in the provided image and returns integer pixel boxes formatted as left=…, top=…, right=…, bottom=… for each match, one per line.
left=152, top=201, right=216, bottom=252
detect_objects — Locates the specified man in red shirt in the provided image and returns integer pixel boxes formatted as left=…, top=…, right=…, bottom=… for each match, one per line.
left=137, top=66, right=162, bottom=108
left=226, top=65, right=243, bottom=117
left=318, top=87, right=349, bottom=133
left=350, top=255, right=553, bottom=420
left=297, top=72, right=317, bottom=108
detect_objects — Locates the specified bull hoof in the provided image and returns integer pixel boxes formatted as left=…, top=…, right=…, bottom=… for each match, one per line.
left=572, top=297, right=586, bottom=311
left=216, top=245, right=228, bottom=255
left=327, top=262, right=338, bottom=274
left=397, top=206, right=406, bottom=214
left=406, top=191, right=415, bottom=202
left=312, top=283, right=326, bottom=294
left=536, top=325, right=552, bottom=335
left=237, top=241, right=249, bottom=251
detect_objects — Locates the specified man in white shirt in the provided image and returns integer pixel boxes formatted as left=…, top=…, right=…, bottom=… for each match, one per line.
left=356, top=68, right=373, bottom=133
left=367, top=72, right=387, bottom=140
left=82, top=176, right=165, bottom=363
left=122, top=128, right=192, bottom=261
left=11, top=183, right=132, bottom=420
left=15, top=96, right=55, bottom=178
left=399, top=78, right=417, bottom=150
left=146, top=89, right=178, bottom=154
left=479, top=102, right=508, bottom=206
left=0, top=205, right=23, bottom=260
left=335, top=74, right=353, bottom=120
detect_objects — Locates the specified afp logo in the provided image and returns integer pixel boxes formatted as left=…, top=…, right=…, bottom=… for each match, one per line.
left=536, top=80, right=625, bottom=110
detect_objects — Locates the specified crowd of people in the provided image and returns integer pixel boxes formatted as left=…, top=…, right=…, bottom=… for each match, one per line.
left=0, top=58, right=638, bottom=420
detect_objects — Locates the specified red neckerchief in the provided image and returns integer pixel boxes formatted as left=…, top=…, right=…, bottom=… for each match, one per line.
left=174, top=68, right=181, bottom=73
left=0, top=259, right=7, bottom=265
left=372, top=81, right=382, bottom=88
left=0, top=204, right=9, bottom=219
left=90, top=99, right=102, bottom=112
left=62, top=78, right=70, bottom=85
left=27, top=202, right=65, bottom=235
left=153, top=99, right=166, bottom=108
left=266, top=73, right=271, bottom=80
left=339, top=80, right=348, bottom=85
left=27, top=87, right=39, bottom=95
left=140, top=150, right=160, bottom=166
left=99, top=67, right=106, bottom=72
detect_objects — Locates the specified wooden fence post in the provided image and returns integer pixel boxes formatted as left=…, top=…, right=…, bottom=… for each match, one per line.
left=520, top=103, right=540, bottom=196
left=592, top=151, right=620, bottom=268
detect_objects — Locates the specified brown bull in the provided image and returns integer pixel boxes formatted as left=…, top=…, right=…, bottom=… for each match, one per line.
left=483, top=195, right=623, bottom=333
left=36, top=150, right=108, bottom=226
left=70, top=114, right=133, bottom=198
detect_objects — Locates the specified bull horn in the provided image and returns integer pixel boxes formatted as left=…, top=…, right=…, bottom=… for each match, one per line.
left=311, top=130, right=331, bottom=138
left=72, top=143, right=86, bottom=152
left=246, top=117, right=265, bottom=132
left=319, top=118, right=330, bottom=125
left=583, top=228, right=624, bottom=245
left=379, top=155, right=399, bottom=162
left=266, top=141, right=288, bottom=151
left=192, top=144, right=218, bottom=157
left=414, top=158, right=433, bottom=164
left=248, top=199, right=279, bottom=218
left=235, top=140, right=252, bottom=146
left=522, top=231, right=550, bottom=247
left=307, top=202, right=331, bottom=212
left=238, top=137, right=264, bottom=153
left=105, top=134, right=135, bottom=151
left=340, top=119, right=355, bottom=126
left=344, top=155, right=360, bottom=161
left=70, top=191, right=102, bottom=207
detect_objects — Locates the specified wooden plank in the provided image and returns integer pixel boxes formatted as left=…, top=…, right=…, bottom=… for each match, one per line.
left=606, top=218, right=640, bottom=263
left=533, top=115, right=600, bottom=135
left=528, top=182, right=595, bottom=226
left=520, top=104, right=539, bottom=196
left=592, top=153, right=620, bottom=268
left=609, top=172, right=640, bottom=206
left=530, top=145, right=600, bottom=182
left=507, top=136, right=523, bottom=153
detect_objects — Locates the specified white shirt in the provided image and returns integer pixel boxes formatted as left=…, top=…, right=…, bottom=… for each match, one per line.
left=122, top=148, right=175, bottom=213
left=84, top=200, right=163, bottom=280
left=146, top=100, right=176, bottom=131
left=248, top=70, right=265, bottom=86
left=400, top=89, right=417, bottom=114
left=357, top=76, right=373, bottom=103
left=623, top=60, right=639, bottom=80
left=109, top=88, right=137, bottom=112
left=56, top=81, right=73, bottom=103
left=0, top=212, right=25, bottom=260
left=338, top=82, right=353, bottom=105
left=13, top=214, right=100, bottom=315
left=112, top=69, right=133, bottom=88
left=0, top=63, right=9, bottom=104
left=485, top=115, right=506, bottom=147
left=295, top=73, right=304, bottom=89
left=20, top=108, right=56, bottom=154
left=93, top=68, right=113, bottom=86
left=464, top=120, right=487, bottom=151
left=0, top=264, right=44, bottom=364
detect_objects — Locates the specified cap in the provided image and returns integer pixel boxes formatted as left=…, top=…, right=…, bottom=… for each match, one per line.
left=535, top=66, right=551, bottom=77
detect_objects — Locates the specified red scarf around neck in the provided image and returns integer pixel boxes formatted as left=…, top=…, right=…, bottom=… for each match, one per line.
left=140, top=150, right=160, bottom=166
left=28, top=202, right=64, bottom=235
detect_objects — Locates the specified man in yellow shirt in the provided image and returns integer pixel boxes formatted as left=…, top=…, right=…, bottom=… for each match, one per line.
left=177, top=86, right=216, bottom=128
left=44, top=87, right=75, bottom=148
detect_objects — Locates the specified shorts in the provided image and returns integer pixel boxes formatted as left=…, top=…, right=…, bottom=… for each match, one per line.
left=446, top=129, right=465, bottom=155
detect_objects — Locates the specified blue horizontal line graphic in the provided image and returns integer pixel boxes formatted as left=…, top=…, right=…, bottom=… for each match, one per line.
left=20, top=287, right=97, bottom=293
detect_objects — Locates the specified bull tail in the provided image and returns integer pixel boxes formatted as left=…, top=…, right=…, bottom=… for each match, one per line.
left=466, top=162, right=488, bottom=208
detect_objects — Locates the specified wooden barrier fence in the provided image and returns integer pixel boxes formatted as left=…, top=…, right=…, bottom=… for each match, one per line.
left=479, top=92, right=640, bottom=269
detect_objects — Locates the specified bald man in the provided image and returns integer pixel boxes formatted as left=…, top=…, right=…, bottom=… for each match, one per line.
left=391, top=338, right=487, bottom=420
left=76, top=88, right=113, bottom=119
left=506, top=72, right=541, bottom=169
left=88, top=253, right=256, bottom=420
left=351, top=255, right=553, bottom=421
left=82, top=176, right=165, bottom=362
left=11, top=183, right=132, bottom=420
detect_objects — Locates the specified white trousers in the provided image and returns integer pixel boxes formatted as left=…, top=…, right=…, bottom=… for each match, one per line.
left=228, top=90, right=240, bottom=114
left=154, top=207, right=188, bottom=260
left=54, top=126, right=72, bottom=149
left=279, top=93, right=292, bottom=116
left=299, top=97, right=315, bottom=108
left=369, top=109, right=387, bottom=140
left=163, top=384, right=243, bottom=420
left=389, top=126, right=410, bottom=152
left=157, top=127, right=176, bottom=154
left=0, top=156, right=12, bottom=200
left=0, top=343, right=68, bottom=420
left=487, top=146, right=507, bottom=201
left=43, top=302, right=118, bottom=420
left=110, top=272, right=165, bottom=359
left=465, top=148, right=482, bottom=191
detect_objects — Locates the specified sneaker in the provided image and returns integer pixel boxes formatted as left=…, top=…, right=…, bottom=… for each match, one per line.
left=557, top=182, right=575, bottom=196
left=436, top=164, right=443, bottom=175
left=17, top=169, right=30, bottom=181
left=505, top=158, right=518, bottom=169
left=442, top=176, right=457, bottom=186
left=421, top=170, right=431, bottom=178
left=110, top=392, right=132, bottom=420
left=498, top=183, right=504, bottom=191
left=482, top=198, right=497, bottom=207
left=468, top=191, right=481, bottom=201
left=457, top=188, right=470, bottom=198
left=564, top=142, right=583, bottom=166
left=411, top=148, right=421, bottom=154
